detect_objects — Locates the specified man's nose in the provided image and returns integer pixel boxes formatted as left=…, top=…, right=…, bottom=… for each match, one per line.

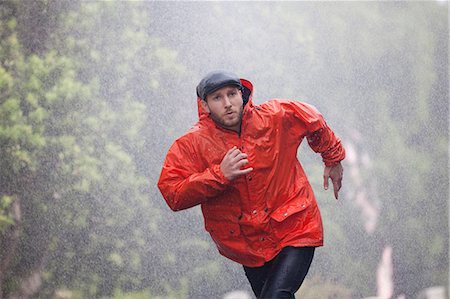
left=223, top=96, right=232, bottom=107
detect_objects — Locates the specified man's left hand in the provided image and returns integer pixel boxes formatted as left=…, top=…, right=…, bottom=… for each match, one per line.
left=323, top=162, right=343, bottom=200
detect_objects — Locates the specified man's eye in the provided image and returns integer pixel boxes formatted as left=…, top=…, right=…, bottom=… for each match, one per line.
left=230, top=92, right=236, bottom=96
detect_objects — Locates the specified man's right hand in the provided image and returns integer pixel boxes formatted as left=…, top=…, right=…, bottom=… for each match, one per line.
left=220, top=146, right=253, bottom=181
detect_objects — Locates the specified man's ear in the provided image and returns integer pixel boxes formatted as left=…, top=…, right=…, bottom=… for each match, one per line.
left=200, top=100, right=210, bottom=113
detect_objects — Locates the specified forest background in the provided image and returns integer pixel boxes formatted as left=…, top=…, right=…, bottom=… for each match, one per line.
left=0, top=1, right=448, bottom=299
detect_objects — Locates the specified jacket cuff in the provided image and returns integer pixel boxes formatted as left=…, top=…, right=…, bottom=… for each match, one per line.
left=211, top=164, right=231, bottom=185
left=324, top=160, right=342, bottom=167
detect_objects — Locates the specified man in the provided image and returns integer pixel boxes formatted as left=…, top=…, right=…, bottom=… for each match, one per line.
left=158, top=71, right=345, bottom=299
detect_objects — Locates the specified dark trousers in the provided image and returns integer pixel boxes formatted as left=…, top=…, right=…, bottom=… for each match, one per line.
left=243, top=246, right=315, bottom=299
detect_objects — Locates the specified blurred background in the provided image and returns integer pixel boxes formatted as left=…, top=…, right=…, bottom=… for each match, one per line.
left=0, top=1, right=448, bottom=299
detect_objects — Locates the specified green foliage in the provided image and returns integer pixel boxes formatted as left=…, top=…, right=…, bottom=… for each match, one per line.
left=0, top=1, right=447, bottom=299
left=0, top=2, right=168, bottom=298
left=0, top=196, right=15, bottom=231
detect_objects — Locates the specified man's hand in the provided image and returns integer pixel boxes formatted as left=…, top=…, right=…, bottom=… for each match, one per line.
left=323, top=162, right=343, bottom=200
left=221, top=146, right=253, bottom=181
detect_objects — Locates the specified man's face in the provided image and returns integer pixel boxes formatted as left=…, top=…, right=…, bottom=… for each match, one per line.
left=201, top=85, right=244, bottom=132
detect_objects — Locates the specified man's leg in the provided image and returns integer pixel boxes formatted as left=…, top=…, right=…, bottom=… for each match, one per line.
left=244, top=246, right=315, bottom=299
left=260, top=246, right=315, bottom=299
left=243, top=260, right=273, bottom=298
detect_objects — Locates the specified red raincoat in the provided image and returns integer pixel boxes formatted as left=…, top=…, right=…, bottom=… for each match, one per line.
left=158, top=79, right=345, bottom=267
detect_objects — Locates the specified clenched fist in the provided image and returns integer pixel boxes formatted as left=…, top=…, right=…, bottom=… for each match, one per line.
left=221, top=146, right=253, bottom=181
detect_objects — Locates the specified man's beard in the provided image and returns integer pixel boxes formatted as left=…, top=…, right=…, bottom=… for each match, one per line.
left=210, top=107, right=243, bottom=131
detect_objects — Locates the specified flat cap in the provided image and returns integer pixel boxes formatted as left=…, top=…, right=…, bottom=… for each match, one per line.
left=196, top=70, right=242, bottom=100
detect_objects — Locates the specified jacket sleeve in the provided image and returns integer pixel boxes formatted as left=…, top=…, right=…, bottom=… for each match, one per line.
left=282, top=100, right=346, bottom=166
left=157, top=136, right=230, bottom=211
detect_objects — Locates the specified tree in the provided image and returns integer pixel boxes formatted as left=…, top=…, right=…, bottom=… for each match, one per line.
left=0, top=2, right=157, bottom=298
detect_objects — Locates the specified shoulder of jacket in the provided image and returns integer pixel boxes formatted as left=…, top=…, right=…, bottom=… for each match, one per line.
left=256, top=99, right=292, bottom=113
left=260, top=99, right=317, bottom=111
left=175, top=122, right=209, bottom=145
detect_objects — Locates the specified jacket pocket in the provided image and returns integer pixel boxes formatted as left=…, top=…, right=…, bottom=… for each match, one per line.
left=269, top=188, right=312, bottom=222
left=270, top=200, right=309, bottom=222
left=205, top=219, right=241, bottom=240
